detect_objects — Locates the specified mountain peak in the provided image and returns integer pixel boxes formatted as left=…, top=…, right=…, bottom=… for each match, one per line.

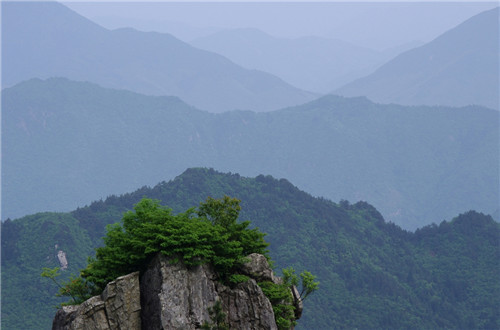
left=335, top=7, right=499, bottom=110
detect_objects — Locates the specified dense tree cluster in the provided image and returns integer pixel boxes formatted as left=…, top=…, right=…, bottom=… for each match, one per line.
left=73, top=197, right=269, bottom=294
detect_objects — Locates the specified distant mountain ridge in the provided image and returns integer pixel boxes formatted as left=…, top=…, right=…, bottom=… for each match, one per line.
left=191, top=28, right=414, bottom=93
left=3, top=78, right=498, bottom=229
left=335, top=7, right=499, bottom=110
left=1, top=1, right=315, bottom=112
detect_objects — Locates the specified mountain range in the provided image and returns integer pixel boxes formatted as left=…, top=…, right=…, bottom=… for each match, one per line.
left=2, top=3, right=499, bottom=330
left=2, top=78, right=498, bottom=229
left=191, top=28, right=420, bottom=93
left=1, top=1, right=315, bottom=112
left=335, top=7, right=499, bottom=110
left=4, top=3, right=497, bottom=112
left=2, top=168, right=499, bottom=329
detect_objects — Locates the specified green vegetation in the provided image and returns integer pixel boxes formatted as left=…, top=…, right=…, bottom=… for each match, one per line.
left=41, top=267, right=92, bottom=306
left=259, top=280, right=297, bottom=329
left=1, top=213, right=93, bottom=329
left=2, top=168, right=499, bottom=329
left=259, top=267, right=320, bottom=329
left=79, top=196, right=269, bottom=294
left=282, top=267, right=319, bottom=302
left=53, top=196, right=311, bottom=328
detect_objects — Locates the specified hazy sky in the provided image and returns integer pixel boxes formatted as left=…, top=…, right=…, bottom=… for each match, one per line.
left=63, top=1, right=498, bottom=50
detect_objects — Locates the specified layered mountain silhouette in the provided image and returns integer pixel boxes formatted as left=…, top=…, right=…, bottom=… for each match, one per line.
left=3, top=78, right=498, bottom=229
left=335, top=7, right=499, bottom=110
left=191, top=28, right=416, bottom=93
left=1, top=1, right=315, bottom=112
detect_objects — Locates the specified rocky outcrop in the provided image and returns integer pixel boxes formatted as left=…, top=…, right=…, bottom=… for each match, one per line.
left=241, top=253, right=303, bottom=320
left=240, top=253, right=279, bottom=283
left=140, top=253, right=277, bottom=329
left=53, top=254, right=300, bottom=329
left=52, top=271, right=141, bottom=330
left=57, top=250, right=68, bottom=270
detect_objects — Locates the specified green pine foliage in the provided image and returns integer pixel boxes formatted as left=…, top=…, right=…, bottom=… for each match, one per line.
left=81, top=197, right=269, bottom=294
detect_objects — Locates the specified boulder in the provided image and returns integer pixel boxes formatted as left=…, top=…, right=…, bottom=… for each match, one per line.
left=240, top=253, right=280, bottom=284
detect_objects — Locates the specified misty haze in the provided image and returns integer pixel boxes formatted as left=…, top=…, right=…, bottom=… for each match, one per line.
left=1, top=2, right=499, bottom=329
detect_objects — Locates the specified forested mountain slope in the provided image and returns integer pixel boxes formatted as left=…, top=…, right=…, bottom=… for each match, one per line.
left=1, top=1, right=315, bottom=112
left=2, top=168, right=499, bottom=329
left=335, top=7, right=499, bottom=110
left=3, top=78, right=498, bottom=229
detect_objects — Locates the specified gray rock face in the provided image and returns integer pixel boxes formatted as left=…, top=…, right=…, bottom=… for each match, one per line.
left=53, top=254, right=297, bottom=329
left=140, top=254, right=219, bottom=329
left=52, top=271, right=141, bottom=330
left=140, top=253, right=278, bottom=330
left=215, top=279, right=277, bottom=329
left=240, top=253, right=279, bottom=283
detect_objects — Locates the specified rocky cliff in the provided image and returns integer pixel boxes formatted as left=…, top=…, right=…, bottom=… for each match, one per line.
left=52, top=271, right=141, bottom=329
left=52, top=253, right=300, bottom=329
